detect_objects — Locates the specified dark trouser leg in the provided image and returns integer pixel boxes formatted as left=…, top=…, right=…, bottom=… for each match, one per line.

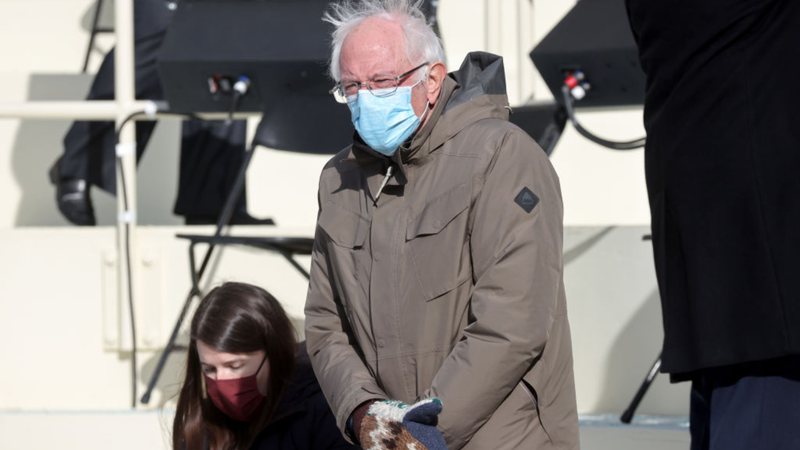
left=173, top=119, right=248, bottom=220
left=690, top=376, right=711, bottom=450
left=691, top=357, right=800, bottom=450
left=61, top=114, right=157, bottom=196
left=58, top=38, right=117, bottom=186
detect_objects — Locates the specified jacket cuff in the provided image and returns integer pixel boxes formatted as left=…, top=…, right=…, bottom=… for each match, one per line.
left=347, top=400, right=377, bottom=443
left=336, top=386, right=387, bottom=442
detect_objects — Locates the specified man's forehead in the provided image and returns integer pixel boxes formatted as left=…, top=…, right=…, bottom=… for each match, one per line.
left=340, top=16, right=409, bottom=78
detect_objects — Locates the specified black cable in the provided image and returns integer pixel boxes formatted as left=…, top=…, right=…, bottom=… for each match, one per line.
left=115, top=110, right=144, bottom=408
left=561, top=85, right=646, bottom=150
left=114, top=107, right=197, bottom=408
left=115, top=155, right=137, bottom=408
left=227, top=91, right=242, bottom=124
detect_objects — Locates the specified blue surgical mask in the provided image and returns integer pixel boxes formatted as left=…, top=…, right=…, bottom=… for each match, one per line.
left=347, top=85, right=427, bottom=156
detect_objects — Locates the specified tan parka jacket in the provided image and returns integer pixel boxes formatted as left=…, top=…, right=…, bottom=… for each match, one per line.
left=305, top=52, right=579, bottom=450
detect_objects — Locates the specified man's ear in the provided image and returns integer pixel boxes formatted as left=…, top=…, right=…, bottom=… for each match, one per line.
left=425, top=62, right=447, bottom=105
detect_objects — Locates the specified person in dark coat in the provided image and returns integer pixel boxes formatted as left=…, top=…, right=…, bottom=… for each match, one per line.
left=173, top=282, right=355, bottom=450
left=51, top=0, right=255, bottom=226
left=625, top=1, right=800, bottom=449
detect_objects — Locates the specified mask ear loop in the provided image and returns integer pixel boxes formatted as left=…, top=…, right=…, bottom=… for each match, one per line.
left=255, top=354, right=268, bottom=375
left=254, top=354, right=269, bottom=399
left=418, top=101, right=431, bottom=122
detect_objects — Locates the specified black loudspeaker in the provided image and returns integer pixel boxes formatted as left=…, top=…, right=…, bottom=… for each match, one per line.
left=157, top=0, right=353, bottom=152
left=158, top=0, right=333, bottom=113
left=530, top=0, right=645, bottom=108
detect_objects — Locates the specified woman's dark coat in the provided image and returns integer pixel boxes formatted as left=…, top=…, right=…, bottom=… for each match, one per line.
left=626, top=0, right=800, bottom=378
left=250, top=345, right=356, bottom=450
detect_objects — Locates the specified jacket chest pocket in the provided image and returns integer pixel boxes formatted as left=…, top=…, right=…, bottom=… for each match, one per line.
left=318, top=203, right=369, bottom=282
left=406, top=183, right=472, bottom=300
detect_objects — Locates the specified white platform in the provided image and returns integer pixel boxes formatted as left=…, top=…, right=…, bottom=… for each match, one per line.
left=0, top=411, right=690, bottom=450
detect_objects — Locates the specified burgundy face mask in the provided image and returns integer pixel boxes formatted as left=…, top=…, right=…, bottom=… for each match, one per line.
left=205, top=356, right=267, bottom=422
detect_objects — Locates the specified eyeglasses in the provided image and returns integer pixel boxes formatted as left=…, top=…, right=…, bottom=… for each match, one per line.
left=330, top=62, right=429, bottom=104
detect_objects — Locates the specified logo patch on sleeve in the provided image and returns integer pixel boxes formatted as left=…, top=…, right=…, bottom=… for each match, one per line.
left=514, top=187, right=539, bottom=213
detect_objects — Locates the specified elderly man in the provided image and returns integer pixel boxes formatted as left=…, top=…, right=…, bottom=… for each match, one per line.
left=304, top=1, right=579, bottom=449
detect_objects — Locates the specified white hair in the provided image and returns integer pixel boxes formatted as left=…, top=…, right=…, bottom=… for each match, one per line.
left=323, top=0, right=446, bottom=82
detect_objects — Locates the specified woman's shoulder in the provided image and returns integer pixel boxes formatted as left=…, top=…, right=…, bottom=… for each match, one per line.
left=267, top=342, right=328, bottom=423
left=284, top=342, right=322, bottom=405
left=250, top=343, right=355, bottom=449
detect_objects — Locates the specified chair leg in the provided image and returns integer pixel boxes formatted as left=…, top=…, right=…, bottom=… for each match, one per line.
left=620, top=353, right=662, bottom=423
left=82, top=0, right=104, bottom=73
left=279, top=251, right=311, bottom=280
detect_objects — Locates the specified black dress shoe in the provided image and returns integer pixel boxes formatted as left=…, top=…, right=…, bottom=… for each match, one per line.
left=49, top=162, right=96, bottom=226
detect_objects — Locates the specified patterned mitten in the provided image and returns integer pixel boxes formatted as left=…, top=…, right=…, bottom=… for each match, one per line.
left=358, top=398, right=448, bottom=450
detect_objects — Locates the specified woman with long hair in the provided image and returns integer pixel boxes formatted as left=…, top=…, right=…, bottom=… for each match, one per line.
left=172, top=281, right=355, bottom=450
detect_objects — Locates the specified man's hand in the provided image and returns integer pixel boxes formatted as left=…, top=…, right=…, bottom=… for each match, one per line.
left=358, top=398, right=448, bottom=450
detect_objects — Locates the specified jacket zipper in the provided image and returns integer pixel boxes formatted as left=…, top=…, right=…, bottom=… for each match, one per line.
left=373, top=165, right=394, bottom=205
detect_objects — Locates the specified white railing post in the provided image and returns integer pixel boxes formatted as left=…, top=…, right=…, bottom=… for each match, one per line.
left=114, top=0, right=139, bottom=405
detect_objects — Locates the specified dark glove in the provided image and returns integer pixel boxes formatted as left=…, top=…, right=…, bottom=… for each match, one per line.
left=358, top=398, right=448, bottom=450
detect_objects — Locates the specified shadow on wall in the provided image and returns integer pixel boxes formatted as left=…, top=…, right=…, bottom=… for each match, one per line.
left=597, top=288, right=689, bottom=416
left=562, top=225, right=690, bottom=416
left=564, top=226, right=615, bottom=265
left=10, top=73, right=183, bottom=226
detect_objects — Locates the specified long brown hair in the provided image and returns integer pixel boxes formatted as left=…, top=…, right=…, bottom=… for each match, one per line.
left=173, top=282, right=297, bottom=450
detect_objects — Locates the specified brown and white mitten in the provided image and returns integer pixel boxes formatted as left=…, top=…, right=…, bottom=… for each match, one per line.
left=358, top=398, right=448, bottom=450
